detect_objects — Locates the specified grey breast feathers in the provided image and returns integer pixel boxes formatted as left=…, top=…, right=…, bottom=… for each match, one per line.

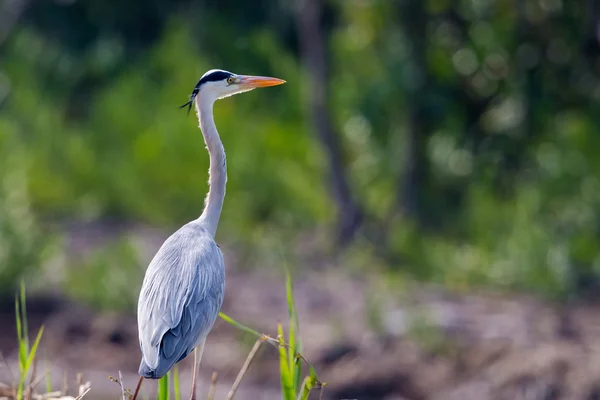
left=137, top=221, right=225, bottom=378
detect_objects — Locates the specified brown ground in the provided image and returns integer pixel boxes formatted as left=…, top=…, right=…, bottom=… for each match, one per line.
left=2, top=221, right=600, bottom=400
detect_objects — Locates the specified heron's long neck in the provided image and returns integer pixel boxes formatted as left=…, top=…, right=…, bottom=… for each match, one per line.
left=196, top=96, right=226, bottom=237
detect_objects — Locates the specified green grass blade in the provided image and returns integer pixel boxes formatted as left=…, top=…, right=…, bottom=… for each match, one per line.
left=17, top=379, right=25, bottom=400
left=16, top=326, right=45, bottom=400
left=285, top=267, right=296, bottom=366
left=157, top=373, right=169, bottom=400
left=14, top=289, right=25, bottom=400
left=219, top=312, right=262, bottom=338
left=168, top=371, right=172, bottom=400
left=45, top=354, right=52, bottom=393
left=15, top=294, right=22, bottom=342
left=293, top=354, right=302, bottom=396
left=24, top=326, right=44, bottom=373
left=15, top=294, right=26, bottom=372
left=297, top=376, right=314, bottom=400
left=309, top=365, right=318, bottom=381
left=309, top=365, right=322, bottom=395
left=18, top=342, right=27, bottom=373
left=277, top=323, right=294, bottom=400
left=284, top=266, right=298, bottom=323
left=284, top=266, right=295, bottom=321
left=284, top=266, right=303, bottom=392
left=20, top=281, right=29, bottom=354
left=173, top=366, right=180, bottom=400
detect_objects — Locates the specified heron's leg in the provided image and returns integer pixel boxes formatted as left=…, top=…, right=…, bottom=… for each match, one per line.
left=189, top=339, right=206, bottom=400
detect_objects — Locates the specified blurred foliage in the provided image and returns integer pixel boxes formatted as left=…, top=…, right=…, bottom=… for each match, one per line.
left=0, top=128, right=51, bottom=297
left=1, top=0, right=600, bottom=306
left=64, top=237, right=142, bottom=311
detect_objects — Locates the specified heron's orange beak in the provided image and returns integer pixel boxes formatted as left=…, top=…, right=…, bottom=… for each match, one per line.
left=238, top=75, right=286, bottom=88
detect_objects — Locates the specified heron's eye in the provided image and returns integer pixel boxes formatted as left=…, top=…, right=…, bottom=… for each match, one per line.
left=227, top=76, right=234, bottom=85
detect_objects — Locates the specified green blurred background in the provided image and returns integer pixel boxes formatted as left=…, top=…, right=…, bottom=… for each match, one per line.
left=2, top=0, right=600, bottom=362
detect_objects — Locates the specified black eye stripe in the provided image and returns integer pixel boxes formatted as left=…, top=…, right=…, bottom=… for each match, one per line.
left=189, top=70, right=233, bottom=95
left=197, top=70, right=233, bottom=86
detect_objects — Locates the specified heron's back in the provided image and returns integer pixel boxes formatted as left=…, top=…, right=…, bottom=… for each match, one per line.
left=137, top=221, right=225, bottom=379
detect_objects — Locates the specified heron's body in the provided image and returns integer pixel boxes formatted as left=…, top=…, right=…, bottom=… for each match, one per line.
left=137, top=221, right=225, bottom=378
left=135, top=69, right=285, bottom=397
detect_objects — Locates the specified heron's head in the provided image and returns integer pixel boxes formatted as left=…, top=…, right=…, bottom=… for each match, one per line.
left=180, top=69, right=286, bottom=114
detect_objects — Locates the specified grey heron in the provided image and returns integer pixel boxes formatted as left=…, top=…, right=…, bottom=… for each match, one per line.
left=135, top=69, right=285, bottom=399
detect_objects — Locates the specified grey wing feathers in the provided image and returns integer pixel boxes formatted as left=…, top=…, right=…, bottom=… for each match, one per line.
left=137, top=221, right=225, bottom=378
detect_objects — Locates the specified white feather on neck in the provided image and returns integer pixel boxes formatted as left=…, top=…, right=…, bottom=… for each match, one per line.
left=195, top=89, right=227, bottom=238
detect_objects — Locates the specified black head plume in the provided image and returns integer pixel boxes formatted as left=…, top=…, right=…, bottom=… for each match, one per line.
left=179, top=84, right=201, bottom=116
left=179, top=100, right=193, bottom=115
